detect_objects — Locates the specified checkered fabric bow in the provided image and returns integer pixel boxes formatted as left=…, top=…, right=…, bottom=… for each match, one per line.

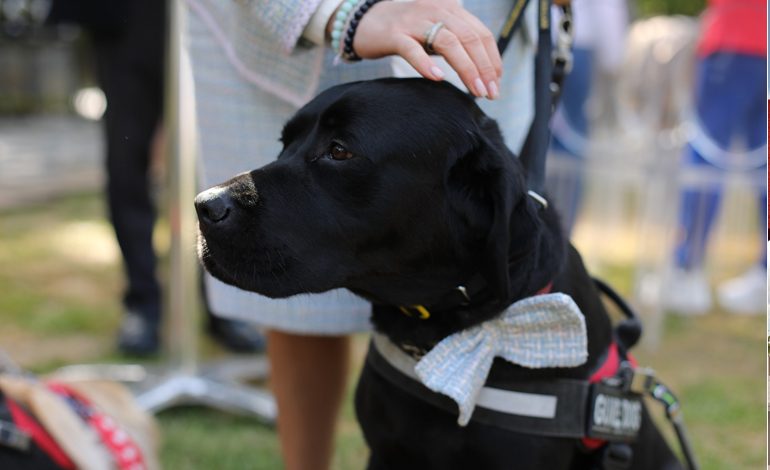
left=413, top=293, right=588, bottom=425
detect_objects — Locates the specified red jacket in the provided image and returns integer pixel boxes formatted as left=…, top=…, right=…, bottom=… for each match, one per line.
left=697, top=0, right=767, bottom=57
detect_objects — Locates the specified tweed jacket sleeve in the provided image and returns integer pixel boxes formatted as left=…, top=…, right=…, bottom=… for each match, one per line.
left=186, top=0, right=328, bottom=107
left=228, top=0, right=325, bottom=53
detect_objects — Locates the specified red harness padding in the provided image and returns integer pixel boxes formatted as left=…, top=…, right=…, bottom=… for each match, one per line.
left=581, top=342, right=639, bottom=450
left=6, top=397, right=75, bottom=469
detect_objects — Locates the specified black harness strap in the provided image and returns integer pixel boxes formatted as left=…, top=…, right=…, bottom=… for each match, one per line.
left=496, top=0, right=572, bottom=195
left=369, top=331, right=658, bottom=444
left=517, top=0, right=553, bottom=194
left=367, top=335, right=592, bottom=439
left=496, top=0, right=531, bottom=56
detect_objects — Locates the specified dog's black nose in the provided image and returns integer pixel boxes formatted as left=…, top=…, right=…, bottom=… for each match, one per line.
left=195, top=187, right=233, bottom=226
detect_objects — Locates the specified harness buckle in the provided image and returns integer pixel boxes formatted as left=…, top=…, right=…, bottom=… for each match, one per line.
left=628, top=366, right=657, bottom=395
left=602, top=361, right=655, bottom=395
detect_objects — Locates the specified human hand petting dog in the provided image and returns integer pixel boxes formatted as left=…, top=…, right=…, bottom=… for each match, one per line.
left=327, top=0, right=502, bottom=99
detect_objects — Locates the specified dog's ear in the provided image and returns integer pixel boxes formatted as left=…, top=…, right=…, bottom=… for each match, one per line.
left=446, top=115, right=523, bottom=301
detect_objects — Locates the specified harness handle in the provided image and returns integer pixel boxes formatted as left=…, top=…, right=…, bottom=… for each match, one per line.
left=592, top=277, right=643, bottom=351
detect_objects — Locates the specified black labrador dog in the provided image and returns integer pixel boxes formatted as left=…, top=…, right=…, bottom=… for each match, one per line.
left=195, top=78, right=682, bottom=469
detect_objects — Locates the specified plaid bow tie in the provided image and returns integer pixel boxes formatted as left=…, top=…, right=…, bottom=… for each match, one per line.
left=414, top=292, right=588, bottom=425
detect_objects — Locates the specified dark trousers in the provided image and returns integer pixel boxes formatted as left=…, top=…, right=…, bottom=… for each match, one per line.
left=92, top=0, right=166, bottom=320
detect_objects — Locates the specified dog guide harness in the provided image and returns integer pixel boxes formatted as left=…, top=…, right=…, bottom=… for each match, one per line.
left=369, top=333, right=642, bottom=441
left=373, top=278, right=698, bottom=470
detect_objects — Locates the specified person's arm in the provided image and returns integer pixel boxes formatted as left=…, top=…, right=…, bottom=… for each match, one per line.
left=246, top=0, right=328, bottom=53
left=302, top=0, right=345, bottom=45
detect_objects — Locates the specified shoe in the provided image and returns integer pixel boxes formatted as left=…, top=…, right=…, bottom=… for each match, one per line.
left=661, top=267, right=712, bottom=315
left=716, top=265, right=766, bottom=315
left=117, top=310, right=160, bottom=356
left=208, top=316, right=267, bottom=353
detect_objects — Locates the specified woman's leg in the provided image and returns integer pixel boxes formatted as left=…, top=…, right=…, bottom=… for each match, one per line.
left=267, top=330, right=351, bottom=470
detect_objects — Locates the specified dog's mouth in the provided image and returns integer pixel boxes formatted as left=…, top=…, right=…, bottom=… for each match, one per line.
left=197, top=234, right=242, bottom=287
left=197, top=231, right=314, bottom=297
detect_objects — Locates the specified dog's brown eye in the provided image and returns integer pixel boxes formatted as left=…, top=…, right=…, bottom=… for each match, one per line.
left=329, top=143, right=353, bottom=161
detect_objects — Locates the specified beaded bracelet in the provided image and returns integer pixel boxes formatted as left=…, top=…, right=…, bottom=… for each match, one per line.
left=330, top=0, right=358, bottom=54
left=337, top=0, right=386, bottom=62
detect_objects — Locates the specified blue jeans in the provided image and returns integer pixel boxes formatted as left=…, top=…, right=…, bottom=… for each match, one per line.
left=674, top=52, right=767, bottom=270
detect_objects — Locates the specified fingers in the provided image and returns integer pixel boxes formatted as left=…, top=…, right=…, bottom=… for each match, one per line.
left=455, top=9, right=503, bottom=80
left=435, top=12, right=501, bottom=98
left=351, top=0, right=503, bottom=99
left=394, top=35, right=446, bottom=81
left=430, top=28, right=487, bottom=97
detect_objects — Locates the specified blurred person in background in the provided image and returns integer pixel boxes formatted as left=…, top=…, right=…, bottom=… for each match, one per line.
left=46, top=0, right=265, bottom=355
left=661, top=0, right=766, bottom=315
left=546, top=0, right=628, bottom=234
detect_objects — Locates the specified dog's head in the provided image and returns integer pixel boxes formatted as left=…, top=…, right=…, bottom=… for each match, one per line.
left=195, top=78, right=559, bottom=305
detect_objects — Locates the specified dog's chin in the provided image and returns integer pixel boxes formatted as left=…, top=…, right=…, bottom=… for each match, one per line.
left=198, top=252, right=237, bottom=287
left=200, top=255, right=292, bottom=298
left=197, top=238, right=338, bottom=298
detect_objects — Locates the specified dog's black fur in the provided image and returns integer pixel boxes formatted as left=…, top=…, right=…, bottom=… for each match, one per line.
left=195, top=78, right=682, bottom=469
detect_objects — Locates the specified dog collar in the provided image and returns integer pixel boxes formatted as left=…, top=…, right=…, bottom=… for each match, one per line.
left=398, top=281, right=554, bottom=321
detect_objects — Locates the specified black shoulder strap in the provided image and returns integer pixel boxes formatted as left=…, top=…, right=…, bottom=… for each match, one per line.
left=496, top=0, right=575, bottom=195
left=516, top=0, right=553, bottom=194
left=366, top=338, right=592, bottom=439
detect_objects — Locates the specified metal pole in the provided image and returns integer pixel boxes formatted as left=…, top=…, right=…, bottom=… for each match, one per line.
left=165, top=0, right=200, bottom=375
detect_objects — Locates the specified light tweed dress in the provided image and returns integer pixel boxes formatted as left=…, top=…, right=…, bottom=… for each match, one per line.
left=185, top=0, right=537, bottom=334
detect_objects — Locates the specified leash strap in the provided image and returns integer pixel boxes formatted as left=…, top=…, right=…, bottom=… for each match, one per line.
left=517, top=0, right=553, bottom=194
left=496, top=0, right=531, bottom=57
left=593, top=280, right=700, bottom=470
left=496, top=0, right=574, bottom=195
left=628, top=369, right=700, bottom=470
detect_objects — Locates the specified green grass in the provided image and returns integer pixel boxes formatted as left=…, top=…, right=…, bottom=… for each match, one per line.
left=158, top=408, right=283, bottom=469
left=635, top=313, right=766, bottom=470
left=0, top=192, right=765, bottom=469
